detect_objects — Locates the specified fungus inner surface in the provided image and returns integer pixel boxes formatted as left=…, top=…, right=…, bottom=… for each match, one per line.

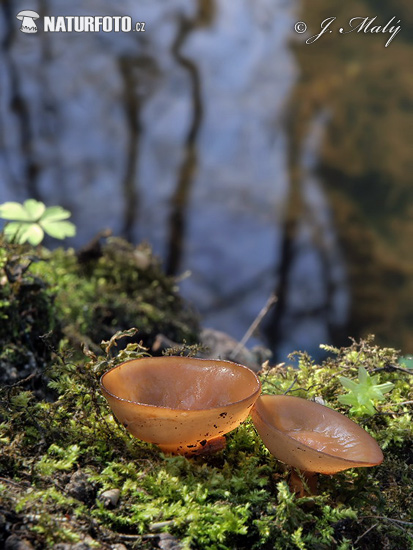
left=256, top=395, right=382, bottom=464
left=286, top=428, right=365, bottom=460
left=102, top=359, right=260, bottom=410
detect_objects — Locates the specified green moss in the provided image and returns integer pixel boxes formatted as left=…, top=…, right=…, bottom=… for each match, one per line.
left=0, top=234, right=411, bottom=549
left=0, top=237, right=61, bottom=379
left=0, top=234, right=199, bottom=389
left=1, top=331, right=412, bottom=549
left=30, top=237, right=200, bottom=351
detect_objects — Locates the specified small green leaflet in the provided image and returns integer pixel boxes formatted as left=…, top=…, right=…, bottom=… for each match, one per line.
left=0, top=199, right=76, bottom=245
left=338, top=366, right=394, bottom=416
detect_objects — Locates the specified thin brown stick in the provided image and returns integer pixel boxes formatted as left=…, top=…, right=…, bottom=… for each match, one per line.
left=372, top=364, right=413, bottom=376
left=0, top=477, right=26, bottom=489
left=230, top=294, right=277, bottom=360
left=361, top=515, right=413, bottom=526
left=1, top=372, right=36, bottom=389
left=354, top=523, right=379, bottom=545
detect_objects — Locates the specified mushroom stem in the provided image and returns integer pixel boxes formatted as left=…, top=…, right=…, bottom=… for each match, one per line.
left=158, top=435, right=227, bottom=456
left=289, top=469, right=318, bottom=497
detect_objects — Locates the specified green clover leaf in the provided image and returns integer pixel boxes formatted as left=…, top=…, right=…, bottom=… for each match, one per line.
left=0, top=200, right=37, bottom=221
left=4, top=221, right=44, bottom=246
left=338, top=366, right=394, bottom=416
left=0, top=199, right=76, bottom=245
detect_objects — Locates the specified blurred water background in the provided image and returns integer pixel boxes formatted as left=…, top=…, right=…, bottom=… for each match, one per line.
left=1, top=0, right=412, bottom=360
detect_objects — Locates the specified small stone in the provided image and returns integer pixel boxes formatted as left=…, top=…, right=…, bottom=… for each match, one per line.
left=150, top=520, right=175, bottom=532
left=72, top=543, right=92, bottom=550
left=98, top=488, right=120, bottom=508
left=111, top=545, right=127, bottom=550
left=5, top=535, right=34, bottom=550
left=65, top=471, right=95, bottom=504
left=314, top=396, right=325, bottom=406
left=158, top=533, right=183, bottom=550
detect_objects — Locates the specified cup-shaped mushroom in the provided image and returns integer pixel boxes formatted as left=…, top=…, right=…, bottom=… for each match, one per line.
left=100, top=356, right=261, bottom=455
left=251, top=395, right=383, bottom=474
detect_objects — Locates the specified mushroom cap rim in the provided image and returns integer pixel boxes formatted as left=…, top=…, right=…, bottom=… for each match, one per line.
left=16, top=10, right=40, bottom=19
left=254, top=395, right=383, bottom=469
left=100, top=356, right=262, bottom=413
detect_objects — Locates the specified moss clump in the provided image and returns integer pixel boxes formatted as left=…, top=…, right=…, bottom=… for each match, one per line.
left=0, top=234, right=200, bottom=381
left=1, top=332, right=412, bottom=549
left=30, top=236, right=200, bottom=352
left=0, top=229, right=411, bottom=549
left=0, top=238, right=61, bottom=385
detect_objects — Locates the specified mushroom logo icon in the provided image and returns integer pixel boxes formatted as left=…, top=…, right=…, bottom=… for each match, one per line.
left=16, top=10, right=40, bottom=33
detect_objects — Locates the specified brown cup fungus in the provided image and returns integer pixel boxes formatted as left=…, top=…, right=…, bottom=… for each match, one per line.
left=100, top=356, right=261, bottom=455
left=251, top=394, right=383, bottom=494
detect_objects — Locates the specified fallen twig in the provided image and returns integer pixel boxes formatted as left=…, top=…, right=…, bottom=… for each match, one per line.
left=229, top=293, right=277, bottom=361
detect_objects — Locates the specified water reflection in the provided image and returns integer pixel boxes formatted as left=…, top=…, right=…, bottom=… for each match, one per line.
left=7, top=0, right=404, bottom=359
left=263, top=112, right=349, bottom=359
left=289, top=0, right=413, bottom=354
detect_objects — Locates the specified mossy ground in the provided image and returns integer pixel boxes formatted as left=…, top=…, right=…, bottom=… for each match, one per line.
left=0, top=238, right=412, bottom=549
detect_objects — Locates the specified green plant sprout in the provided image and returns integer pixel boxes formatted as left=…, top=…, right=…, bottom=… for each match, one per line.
left=0, top=199, right=76, bottom=245
left=338, top=366, right=395, bottom=416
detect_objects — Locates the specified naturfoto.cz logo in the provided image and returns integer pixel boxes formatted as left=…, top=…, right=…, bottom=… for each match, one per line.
left=16, top=10, right=39, bottom=33
left=16, top=10, right=146, bottom=33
